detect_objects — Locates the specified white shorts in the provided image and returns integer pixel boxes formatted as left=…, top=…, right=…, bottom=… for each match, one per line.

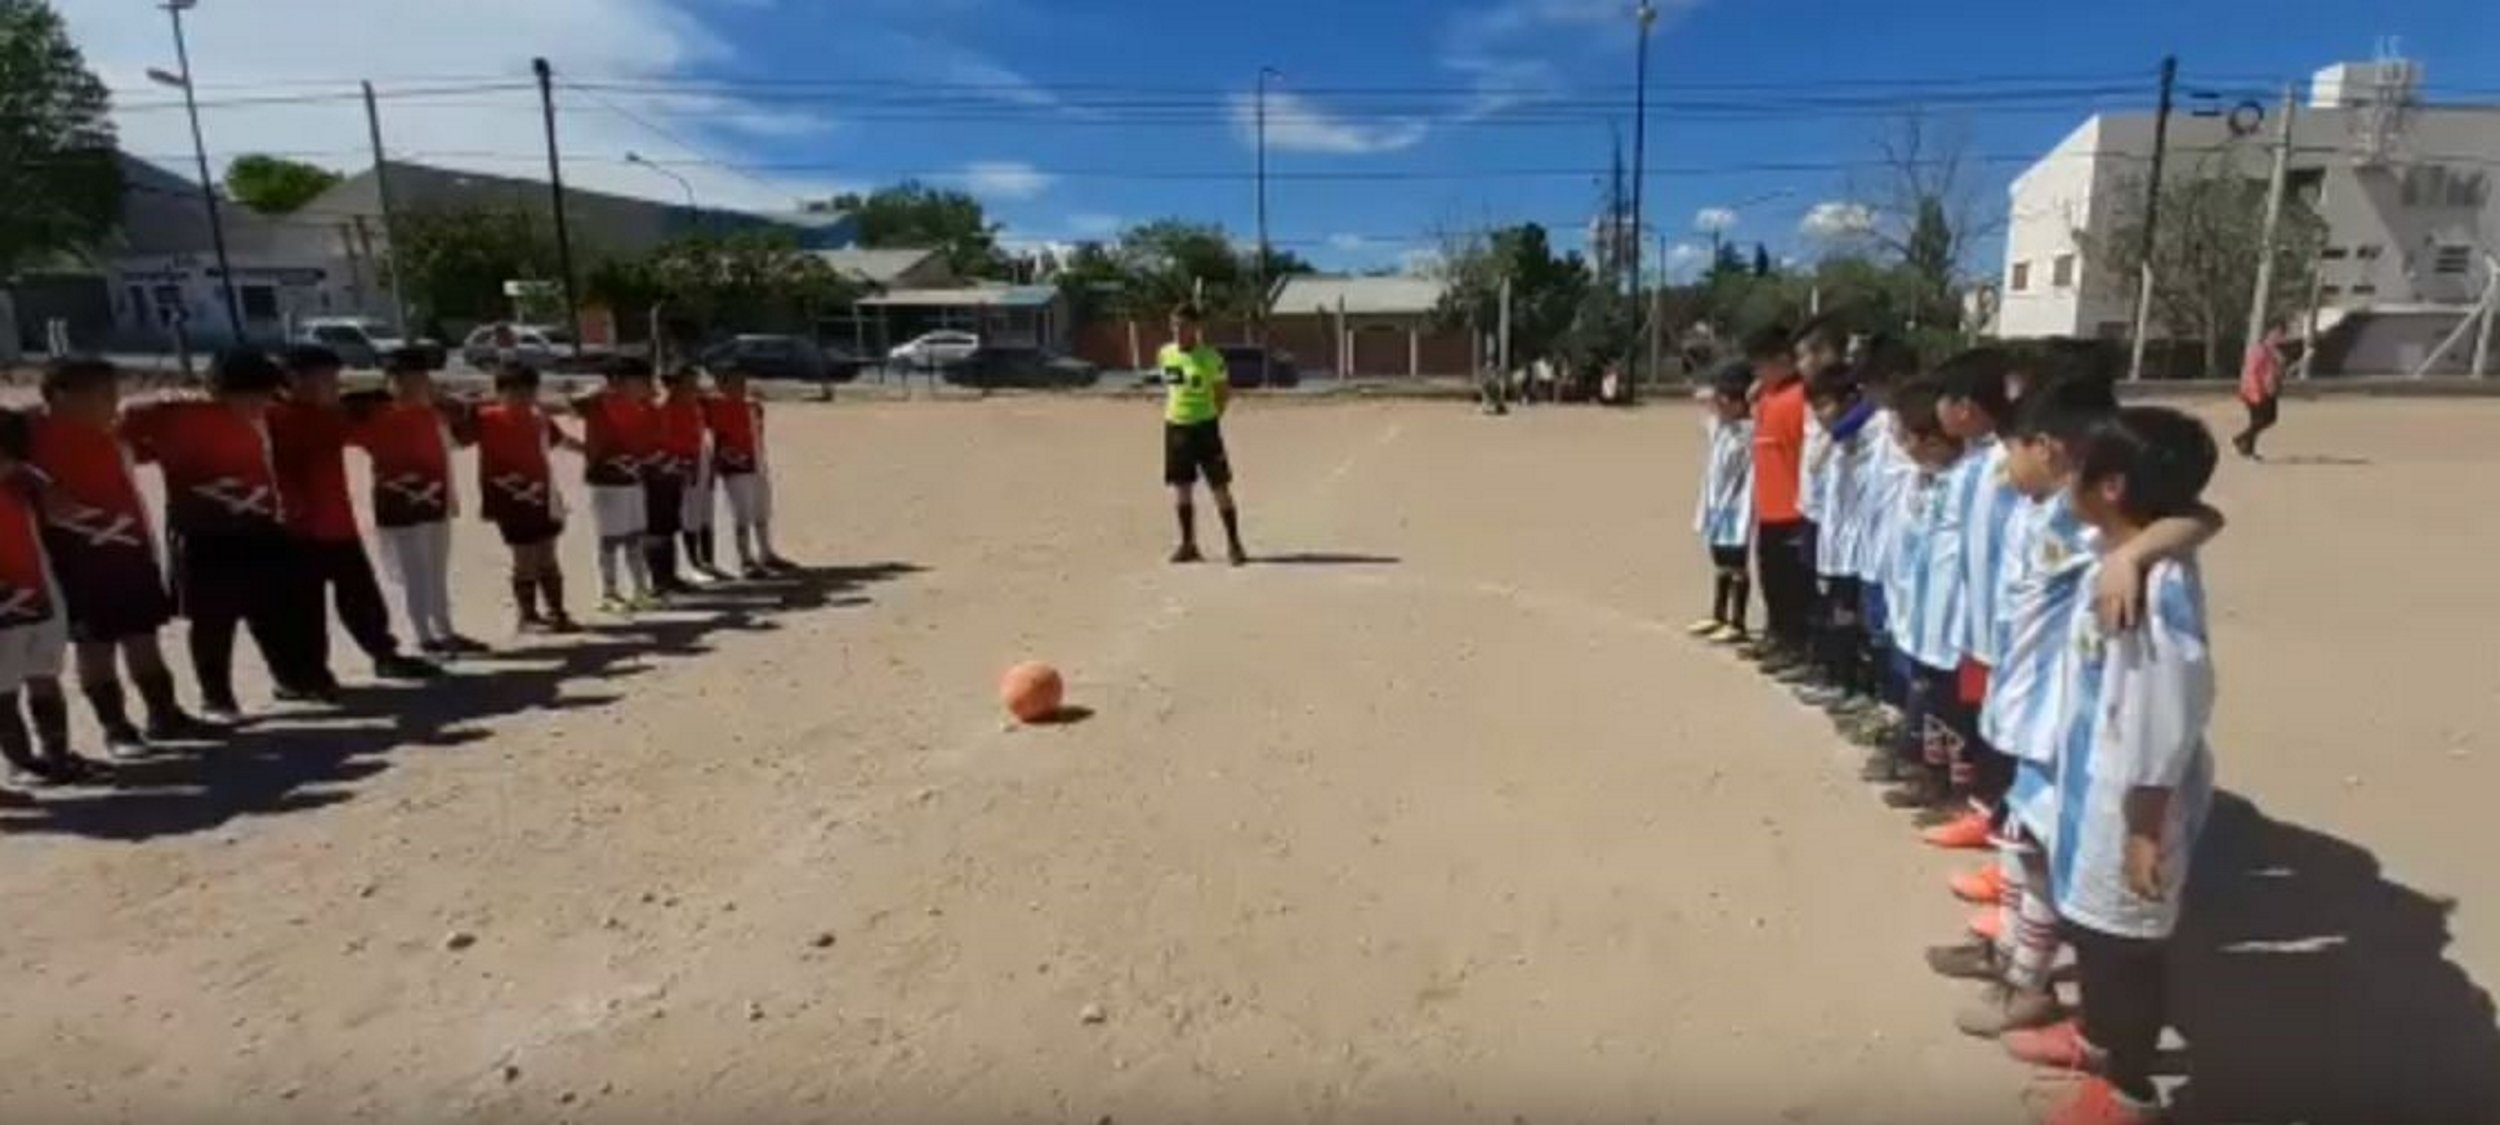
left=682, top=462, right=716, bottom=531
left=589, top=484, right=648, bottom=540
left=722, top=473, right=773, bottom=526
left=0, top=614, right=68, bottom=694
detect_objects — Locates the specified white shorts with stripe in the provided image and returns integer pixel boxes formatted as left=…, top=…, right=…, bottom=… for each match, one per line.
left=722, top=473, right=772, bottom=526
left=0, top=614, right=68, bottom=694
left=589, top=484, right=648, bottom=540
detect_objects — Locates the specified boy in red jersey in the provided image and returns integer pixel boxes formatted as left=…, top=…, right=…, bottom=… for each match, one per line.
left=271, top=345, right=440, bottom=685
left=0, top=433, right=88, bottom=787
left=19, top=358, right=215, bottom=759
left=348, top=350, right=483, bottom=655
left=121, top=348, right=319, bottom=723
left=661, top=365, right=727, bottom=582
left=474, top=363, right=580, bottom=632
left=702, top=363, right=793, bottom=576
left=573, top=358, right=662, bottom=613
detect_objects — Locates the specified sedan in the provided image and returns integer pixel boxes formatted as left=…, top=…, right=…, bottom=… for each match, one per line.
left=888, top=330, right=982, bottom=367
left=699, top=335, right=852, bottom=383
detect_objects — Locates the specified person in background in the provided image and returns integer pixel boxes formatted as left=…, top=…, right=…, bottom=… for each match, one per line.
left=2232, top=321, right=2285, bottom=460
left=1689, top=362, right=1755, bottom=643
left=1157, top=303, right=1248, bottom=566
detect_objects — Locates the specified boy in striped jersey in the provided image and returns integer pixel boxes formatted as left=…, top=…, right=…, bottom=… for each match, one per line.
left=1688, top=363, right=1754, bottom=642
left=1920, top=353, right=2027, bottom=851
left=1875, top=376, right=1967, bottom=808
left=1999, top=406, right=2222, bottom=1125
left=1771, top=318, right=1849, bottom=684
left=1796, top=366, right=1880, bottom=709
left=1839, top=338, right=1923, bottom=745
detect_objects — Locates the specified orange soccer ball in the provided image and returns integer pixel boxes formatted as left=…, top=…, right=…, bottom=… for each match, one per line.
left=1000, top=662, right=1066, bottom=724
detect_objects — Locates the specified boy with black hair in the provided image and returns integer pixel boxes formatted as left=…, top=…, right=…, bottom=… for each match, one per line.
left=473, top=362, right=581, bottom=632
left=1742, top=323, right=1812, bottom=667
left=662, top=366, right=729, bottom=581
left=0, top=427, right=89, bottom=786
left=271, top=345, right=441, bottom=686
left=1836, top=334, right=1922, bottom=739
left=1796, top=365, right=1879, bottom=709
left=1873, top=373, right=1967, bottom=808
left=21, top=358, right=215, bottom=760
left=1920, top=349, right=2026, bottom=853
left=639, top=366, right=698, bottom=594
left=348, top=350, right=480, bottom=655
left=701, top=363, right=793, bottom=577
left=1689, top=362, right=1754, bottom=642
left=123, top=348, right=321, bottom=722
left=1773, top=317, right=1850, bottom=685
left=1998, top=406, right=2221, bottom=1125
left=1159, top=303, right=1248, bottom=566
left=575, top=358, right=663, bottom=613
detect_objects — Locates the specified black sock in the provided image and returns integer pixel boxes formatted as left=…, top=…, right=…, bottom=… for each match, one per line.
left=133, top=665, right=186, bottom=726
left=512, top=574, right=542, bottom=621
left=0, top=692, right=38, bottom=773
left=1174, top=503, right=1196, bottom=548
left=1218, top=506, right=1243, bottom=552
left=538, top=572, right=568, bottom=619
left=81, top=680, right=137, bottom=738
left=26, top=689, right=70, bottom=759
left=681, top=531, right=703, bottom=570
left=1711, top=572, right=1733, bottom=624
left=1728, top=575, right=1751, bottom=632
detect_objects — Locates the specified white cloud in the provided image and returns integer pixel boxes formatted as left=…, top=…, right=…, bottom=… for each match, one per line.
left=953, top=161, right=1054, bottom=201
left=1693, top=206, right=1739, bottom=234
left=56, top=0, right=854, bottom=214
left=1327, top=233, right=1375, bottom=252
left=1398, top=248, right=1445, bottom=276
left=1800, top=201, right=1877, bottom=241
left=1231, top=91, right=1428, bottom=156
left=1441, top=0, right=1706, bottom=119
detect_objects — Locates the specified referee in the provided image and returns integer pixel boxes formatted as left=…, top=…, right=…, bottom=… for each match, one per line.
left=1158, top=304, right=1248, bottom=565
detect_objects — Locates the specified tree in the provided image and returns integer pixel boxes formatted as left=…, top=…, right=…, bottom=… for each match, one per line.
left=389, top=206, right=564, bottom=327
left=1848, top=112, right=2004, bottom=331
left=824, top=181, right=1004, bottom=280
left=0, top=0, right=121, bottom=277
left=602, top=229, right=857, bottom=343
left=1431, top=222, right=1590, bottom=367
left=2080, top=150, right=2327, bottom=377
left=224, top=154, right=341, bottom=215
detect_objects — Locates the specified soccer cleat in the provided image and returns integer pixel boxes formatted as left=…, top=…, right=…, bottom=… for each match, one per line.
left=1949, top=863, right=2007, bottom=904
left=1968, top=907, right=2003, bottom=943
left=762, top=555, right=799, bottom=573
left=1686, top=618, right=1723, bottom=636
left=2003, top=1019, right=2106, bottom=1074
left=1922, top=810, right=1995, bottom=850
left=145, top=712, right=224, bottom=742
left=1924, top=940, right=2000, bottom=982
left=273, top=680, right=343, bottom=706
left=516, top=616, right=554, bottom=636
left=2040, top=1078, right=2160, bottom=1125
left=1169, top=543, right=1204, bottom=564
left=1954, top=982, right=2066, bottom=1038
left=741, top=562, right=773, bottom=580
left=103, top=726, right=151, bottom=762
left=599, top=594, right=635, bottom=616
left=629, top=592, right=666, bottom=612
left=696, top=564, right=737, bottom=582
left=1795, top=684, right=1847, bottom=708
left=440, top=634, right=490, bottom=655
left=39, top=752, right=109, bottom=784
left=376, top=654, right=444, bottom=680
left=544, top=613, right=583, bottom=634
left=198, top=702, right=245, bottom=727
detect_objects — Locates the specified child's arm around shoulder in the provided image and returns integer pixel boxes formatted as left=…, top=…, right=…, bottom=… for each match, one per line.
left=2095, top=502, right=2226, bottom=631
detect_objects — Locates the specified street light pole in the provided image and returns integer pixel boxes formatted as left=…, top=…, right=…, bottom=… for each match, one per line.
left=160, top=0, right=243, bottom=341
left=627, top=152, right=701, bottom=231
left=1254, top=67, right=1280, bottom=379
left=1628, top=1, right=1658, bottom=398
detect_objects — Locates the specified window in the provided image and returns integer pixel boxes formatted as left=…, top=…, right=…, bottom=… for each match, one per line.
left=2319, top=285, right=2342, bottom=300
left=2350, top=284, right=2377, bottom=298
left=2321, top=246, right=2349, bottom=260
left=151, top=285, right=183, bottom=324
left=2052, top=254, right=2076, bottom=288
left=2434, top=245, right=2473, bottom=275
left=2355, top=244, right=2384, bottom=261
left=2288, top=168, right=2325, bottom=204
left=2010, top=261, right=2031, bottom=292
left=240, top=285, right=279, bottom=320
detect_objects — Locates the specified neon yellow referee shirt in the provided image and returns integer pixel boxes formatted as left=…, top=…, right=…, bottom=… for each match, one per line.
left=1157, top=343, right=1227, bottom=425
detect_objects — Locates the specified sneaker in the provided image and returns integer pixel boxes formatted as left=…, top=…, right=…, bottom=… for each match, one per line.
left=439, top=634, right=490, bottom=655
left=1795, top=684, right=1847, bottom=708
left=1859, top=754, right=1910, bottom=783
left=1924, top=940, right=2000, bottom=982
left=1968, top=907, right=2003, bottom=943
left=2039, top=1078, right=2158, bottom=1125
left=1169, top=543, right=1204, bottom=564
left=1706, top=624, right=1750, bottom=645
left=629, top=592, right=666, bottom=612
left=2003, top=1019, right=2107, bottom=1075
left=375, top=654, right=443, bottom=680
left=103, top=726, right=151, bottom=762
left=199, top=701, right=245, bottom=727
left=696, top=565, right=737, bottom=582
left=1954, top=982, right=2065, bottom=1038
left=145, top=712, right=224, bottom=742
left=740, top=562, right=773, bottom=580
left=762, top=555, right=800, bottom=573
left=1686, top=618, right=1723, bottom=637
left=1228, top=545, right=1251, bottom=567
left=1772, top=664, right=1820, bottom=686
left=1922, top=810, right=1995, bottom=850
left=417, top=637, right=458, bottom=656
left=517, top=616, right=553, bottom=636
left=273, top=680, right=343, bottom=706
left=1950, top=863, right=2006, bottom=904
left=599, top=595, right=635, bottom=616
left=39, top=753, right=109, bottom=784
left=544, top=613, right=582, bottom=634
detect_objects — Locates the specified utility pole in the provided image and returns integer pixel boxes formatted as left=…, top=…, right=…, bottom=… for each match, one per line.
left=2126, top=55, right=2179, bottom=381
left=2244, top=83, right=2299, bottom=357
left=1628, top=1, right=1658, bottom=396
left=1254, top=67, right=1280, bottom=384
left=532, top=57, right=585, bottom=358
left=159, top=0, right=243, bottom=341
left=362, top=80, right=410, bottom=338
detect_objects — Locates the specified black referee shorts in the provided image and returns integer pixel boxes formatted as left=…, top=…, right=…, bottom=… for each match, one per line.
left=1163, top=421, right=1233, bottom=488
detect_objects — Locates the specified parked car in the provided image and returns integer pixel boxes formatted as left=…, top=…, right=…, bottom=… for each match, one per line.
left=945, top=346, right=1101, bottom=389
left=887, top=330, right=981, bottom=368
left=698, top=335, right=865, bottom=383
left=1216, top=345, right=1300, bottom=389
left=460, top=323, right=593, bottom=371
left=295, top=316, right=445, bottom=370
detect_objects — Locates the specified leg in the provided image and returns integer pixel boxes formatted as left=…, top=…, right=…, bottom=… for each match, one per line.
left=74, top=640, right=143, bottom=750
left=530, top=543, right=574, bottom=628
left=188, top=608, right=241, bottom=716
left=327, top=539, right=406, bottom=663
left=2065, top=922, right=2169, bottom=1107
left=0, top=689, right=42, bottom=780
left=121, top=633, right=211, bottom=738
left=1208, top=483, right=1246, bottom=566
left=417, top=522, right=461, bottom=644
left=508, top=543, right=544, bottom=627
left=22, top=675, right=91, bottom=775
left=1169, top=483, right=1201, bottom=562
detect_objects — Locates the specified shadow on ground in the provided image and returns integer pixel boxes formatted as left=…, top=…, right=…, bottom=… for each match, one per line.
left=2169, top=790, right=2500, bottom=1124
left=0, top=562, right=924, bottom=843
left=1257, top=552, right=1402, bottom=567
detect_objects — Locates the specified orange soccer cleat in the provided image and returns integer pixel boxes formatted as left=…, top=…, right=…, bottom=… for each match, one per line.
left=2041, top=1078, right=2160, bottom=1125
left=2002, top=1018, right=2105, bottom=1074
left=1921, top=809, right=1994, bottom=850
left=1967, top=906, right=2003, bottom=943
left=1948, top=863, right=2006, bottom=904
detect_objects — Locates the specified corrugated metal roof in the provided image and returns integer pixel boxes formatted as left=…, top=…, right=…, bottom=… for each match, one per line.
left=1272, top=275, right=1448, bottom=316
left=857, top=285, right=1059, bottom=309
left=809, top=247, right=942, bottom=285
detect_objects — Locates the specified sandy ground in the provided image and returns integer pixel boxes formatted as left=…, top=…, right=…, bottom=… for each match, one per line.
left=0, top=394, right=2494, bottom=1124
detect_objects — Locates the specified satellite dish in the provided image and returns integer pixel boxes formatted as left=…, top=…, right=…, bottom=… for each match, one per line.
left=2227, top=100, right=2267, bottom=138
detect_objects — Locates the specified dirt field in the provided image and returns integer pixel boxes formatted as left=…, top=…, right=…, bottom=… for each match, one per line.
left=0, top=394, right=2494, bottom=1124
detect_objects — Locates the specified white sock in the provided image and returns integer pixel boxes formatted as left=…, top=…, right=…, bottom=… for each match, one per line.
left=735, top=524, right=756, bottom=566
left=756, top=522, right=778, bottom=559
left=597, top=539, right=623, bottom=597
left=625, top=544, right=654, bottom=597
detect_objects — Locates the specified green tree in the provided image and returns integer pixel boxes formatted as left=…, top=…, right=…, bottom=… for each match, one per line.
left=389, top=205, right=563, bottom=326
left=2081, top=151, right=2327, bottom=377
left=223, top=154, right=341, bottom=215
left=0, top=0, right=121, bottom=277
left=624, top=229, right=858, bottom=342
left=1431, top=222, right=1590, bottom=367
left=825, top=181, right=1004, bottom=280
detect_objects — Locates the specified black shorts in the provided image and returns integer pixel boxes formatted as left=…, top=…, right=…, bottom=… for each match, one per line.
left=494, top=512, right=565, bottom=548
left=1163, top=421, right=1233, bottom=488
left=644, top=476, right=685, bottom=538
left=1708, top=545, right=1748, bottom=571
left=45, top=539, right=174, bottom=644
left=171, top=528, right=292, bottom=623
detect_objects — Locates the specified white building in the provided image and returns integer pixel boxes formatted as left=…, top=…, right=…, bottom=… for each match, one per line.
left=1995, top=59, right=2497, bottom=369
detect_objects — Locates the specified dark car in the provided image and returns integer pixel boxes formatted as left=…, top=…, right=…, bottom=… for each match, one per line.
left=946, top=346, right=1101, bottom=389
left=700, top=335, right=861, bottom=383
left=1216, top=345, right=1300, bottom=389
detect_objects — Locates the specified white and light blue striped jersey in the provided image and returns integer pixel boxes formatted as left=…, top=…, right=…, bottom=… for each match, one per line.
left=1855, top=415, right=1916, bottom=585
left=1693, top=416, right=1754, bottom=550
left=1902, top=447, right=1976, bottom=670
left=1799, top=411, right=1830, bottom=525
left=1955, top=440, right=2027, bottom=666
left=1983, top=494, right=2092, bottom=771
left=1885, top=468, right=1942, bottom=658
left=1813, top=414, right=1876, bottom=577
left=2048, top=556, right=2218, bottom=940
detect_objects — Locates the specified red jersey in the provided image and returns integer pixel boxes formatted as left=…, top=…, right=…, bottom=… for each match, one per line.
left=26, top=413, right=156, bottom=563
left=473, top=402, right=564, bottom=523
left=577, top=391, right=659, bottom=487
left=0, top=486, right=55, bottom=628
left=121, top=400, right=285, bottom=536
left=702, top=394, right=765, bottom=476
left=351, top=402, right=457, bottom=527
left=657, top=395, right=707, bottom=477
left=266, top=401, right=360, bottom=542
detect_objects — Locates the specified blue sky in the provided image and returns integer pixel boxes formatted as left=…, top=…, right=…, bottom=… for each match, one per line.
left=65, top=0, right=2500, bottom=276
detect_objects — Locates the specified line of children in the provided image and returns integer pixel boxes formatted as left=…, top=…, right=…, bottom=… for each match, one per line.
left=1695, top=338, right=2229, bottom=1124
